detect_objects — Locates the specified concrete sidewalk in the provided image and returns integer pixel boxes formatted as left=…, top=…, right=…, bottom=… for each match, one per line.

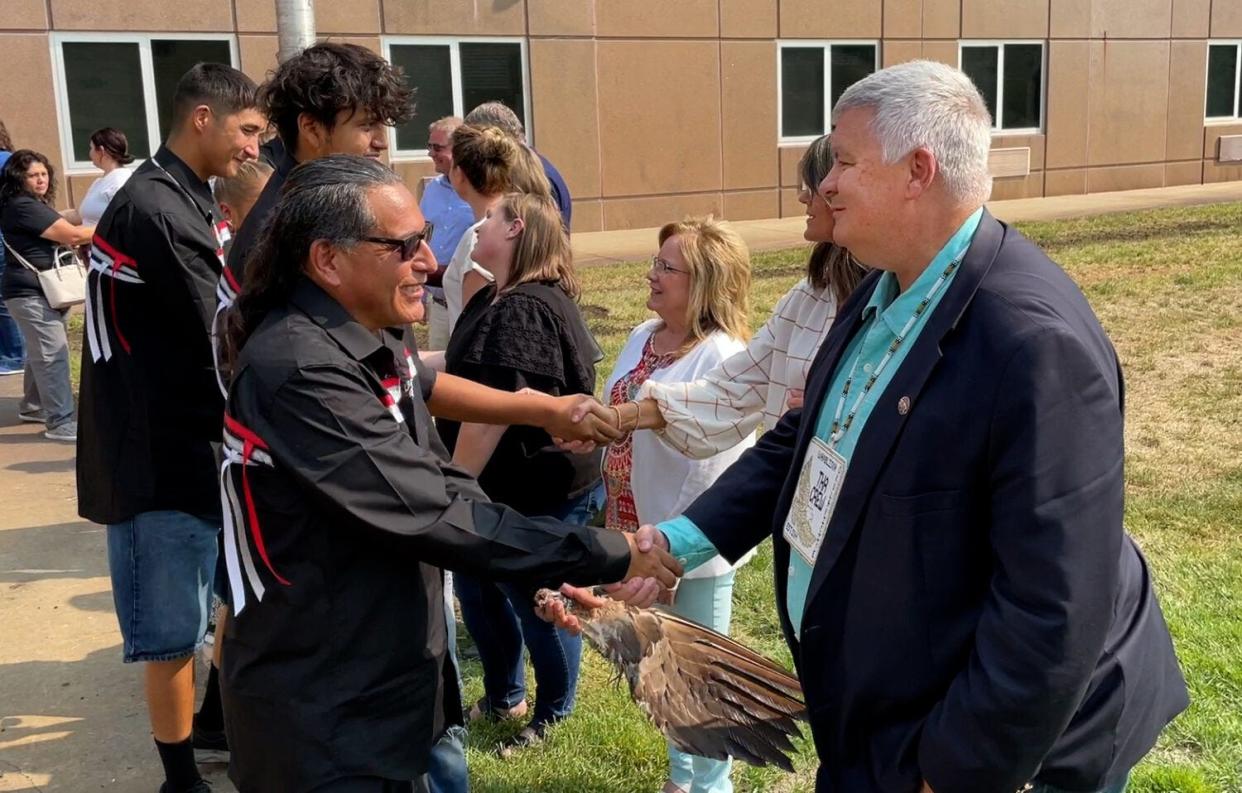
left=0, top=376, right=231, bottom=792
left=572, top=181, right=1242, bottom=266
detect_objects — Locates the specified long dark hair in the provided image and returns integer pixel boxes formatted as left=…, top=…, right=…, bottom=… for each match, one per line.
left=799, top=134, right=867, bottom=305
left=222, top=155, right=402, bottom=372
left=90, top=127, right=134, bottom=165
left=0, top=120, right=12, bottom=152
left=0, top=149, right=57, bottom=208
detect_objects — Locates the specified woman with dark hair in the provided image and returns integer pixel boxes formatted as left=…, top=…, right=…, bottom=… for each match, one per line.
left=0, top=119, right=23, bottom=374
left=63, top=128, right=135, bottom=226
left=437, top=192, right=602, bottom=752
left=0, top=150, right=94, bottom=439
left=577, top=134, right=867, bottom=459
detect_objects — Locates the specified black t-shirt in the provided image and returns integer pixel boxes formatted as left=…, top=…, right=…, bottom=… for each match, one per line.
left=439, top=281, right=603, bottom=516
left=0, top=194, right=61, bottom=299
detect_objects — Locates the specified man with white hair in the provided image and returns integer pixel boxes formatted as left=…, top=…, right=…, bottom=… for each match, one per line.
left=579, top=61, right=1188, bottom=793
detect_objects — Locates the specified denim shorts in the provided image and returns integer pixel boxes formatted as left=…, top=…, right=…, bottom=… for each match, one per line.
left=106, top=510, right=220, bottom=663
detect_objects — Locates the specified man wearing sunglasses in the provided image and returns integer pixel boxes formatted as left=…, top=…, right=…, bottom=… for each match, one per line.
left=217, top=156, right=675, bottom=792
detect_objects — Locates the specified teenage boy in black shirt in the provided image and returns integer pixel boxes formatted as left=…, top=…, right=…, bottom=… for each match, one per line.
left=218, top=155, right=679, bottom=792
left=77, top=63, right=265, bottom=793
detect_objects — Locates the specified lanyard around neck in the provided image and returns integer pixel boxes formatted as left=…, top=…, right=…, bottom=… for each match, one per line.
left=826, top=257, right=960, bottom=448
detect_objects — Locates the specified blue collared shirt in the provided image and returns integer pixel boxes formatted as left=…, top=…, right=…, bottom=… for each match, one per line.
left=659, top=208, right=984, bottom=637
left=418, top=174, right=475, bottom=276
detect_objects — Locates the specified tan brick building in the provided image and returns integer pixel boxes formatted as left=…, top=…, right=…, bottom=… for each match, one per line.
left=3, top=0, right=1242, bottom=230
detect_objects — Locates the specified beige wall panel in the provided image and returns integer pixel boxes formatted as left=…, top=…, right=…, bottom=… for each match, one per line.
left=238, top=34, right=278, bottom=82
left=1048, top=0, right=1091, bottom=38
left=1085, top=163, right=1165, bottom=193
left=723, top=189, right=781, bottom=221
left=316, top=2, right=382, bottom=35
left=4, top=35, right=64, bottom=195
left=1218, top=136, right=1242, bottom=162
left=721, top=0, right=779, bottom=38
left=1202, top=160, right=1242, bottom=182
left=961, top=0, right=1048, bottom=39
left=5, top=0, right=48, bottom=29
left=779, top=145, right=809, bottom=187
left=882, top=40, right=924, bottom=67
left=1089, top=0, right=1171, bottom=38
left=50, top=0, right=233, bottom=31
left=919, top=40, right=959, bottom=67
left=1087, top=42, right=1170, bottom=166
left=572, top=200, right=604, bottom=233
left=527, top=0, right=595, bottom=36
left=1211, top=1, right=1242, bottom=37
left=1204, top=122, right=1242, bottom=159
left=993, top=134, right=1045, bottom=172
left=884, top=0, right=923, bottom=38
left=1044, top=169, right=1086, bottom=196
left=384, top=0, right=527, bottom=36
left=722, top=41, right=778, bottom=190
left=530, top=39, right=602, bottom=199
left=596, top=0, right=718, bottom=37
left=1172, top=0, right=1211, bottom=37
left=602, top=192, right=724, bottom=231
left=779, top=0, right=882, bottom=38
left=597, top=41, right=721, bottom=196
left=393, top=161, right=437, bottom=198
left=1164, top=160, right=1203, bottom=185
left=987, top=173, right=1043, bottom=201
left=235, top=0, right=276, bottom=32
left=988, top=148, right=1031, bottom=178
left=1045, top=41, right=1091, bottom=169
left=1167, top=40, right=1207, bottom=162
left=780, top=187, right=805, bottom=218
left=922, top=0, right=960, bottom=38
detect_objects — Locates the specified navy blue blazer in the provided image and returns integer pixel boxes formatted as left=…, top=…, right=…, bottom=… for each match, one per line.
left=683, top=212, right=1188, bottom=793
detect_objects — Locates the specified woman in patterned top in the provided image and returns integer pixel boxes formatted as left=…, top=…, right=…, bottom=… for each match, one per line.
left=584, top=134, right=866, bottom=458
left=600, top=216, right=755, bottom=793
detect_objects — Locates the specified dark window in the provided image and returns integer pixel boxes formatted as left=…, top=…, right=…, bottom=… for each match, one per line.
left=1206, top=44, right=1239, bottom=118
left=151, top=39, right=233, bottom=140
left=460, top=43, right=524, bottom=122
left=781, top=47, right=825, bottom=138
left=1001, top=44, right=1042, bottom=130
left=390, top=44, right=454, bottom=151
left=830, top=45, right=876, bottom=107
left=62, top=41, right=152, bottom=161
left=961, top=46, right=1000, bottom=126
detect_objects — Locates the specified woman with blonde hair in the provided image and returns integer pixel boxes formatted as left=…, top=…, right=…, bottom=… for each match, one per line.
left=439, top=123, right=552, bottom=337
left=576, top=134, right=866, bottom=459
left=437, top=192, right=602, bottom=752
left=600, top=215, right=756, bottom=793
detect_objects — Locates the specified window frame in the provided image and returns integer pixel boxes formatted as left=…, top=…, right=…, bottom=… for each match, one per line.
left=957, top=39, right=1046, bottom=135
left=50, top=31, right=239, bottom=174
left=382, top=35, right=531, bottom=161
left=776, top=39, right=880, bottom=145
left=1205, top=40, right=1242, bottom=122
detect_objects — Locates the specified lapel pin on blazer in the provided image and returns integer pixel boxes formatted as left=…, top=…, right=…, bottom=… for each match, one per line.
left=897, top=396, right=911, bottom=415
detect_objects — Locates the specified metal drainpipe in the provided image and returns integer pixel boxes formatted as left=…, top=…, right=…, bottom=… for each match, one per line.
left=275, top=0, right=316, bottom=64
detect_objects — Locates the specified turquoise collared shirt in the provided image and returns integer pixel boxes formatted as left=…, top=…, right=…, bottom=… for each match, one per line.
left=659, top=208, right=983, bottom=638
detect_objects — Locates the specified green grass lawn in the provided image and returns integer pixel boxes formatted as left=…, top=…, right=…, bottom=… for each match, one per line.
left=65, top=203, right=1242, bottom=791
left=463, top=203, right=1242, bottom=792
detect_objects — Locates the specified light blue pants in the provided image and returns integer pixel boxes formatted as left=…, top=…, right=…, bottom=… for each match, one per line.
left=667, top=570, right=736, bottom=793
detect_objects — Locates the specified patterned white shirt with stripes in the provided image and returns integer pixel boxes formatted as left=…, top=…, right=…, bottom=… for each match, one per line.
left=639, top=278, right=840, bottom=459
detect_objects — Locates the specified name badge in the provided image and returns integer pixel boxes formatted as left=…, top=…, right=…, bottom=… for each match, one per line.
left=783, top=436, right=847, bottom=566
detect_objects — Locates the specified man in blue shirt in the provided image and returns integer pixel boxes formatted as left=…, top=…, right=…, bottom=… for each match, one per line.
left=419, top=116, right=474, bottom=350
left=556, top=61, right=1187, bottom=793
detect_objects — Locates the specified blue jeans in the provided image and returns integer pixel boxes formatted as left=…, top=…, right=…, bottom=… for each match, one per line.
left=455, top=483, right=603, bottom=727
left=0, top=255, right=27, bottom=369
left=426, top=571, right=468, bottom=793
left=667, top=570, right=736, bottom=793
left=106, top=510, right=220, bottom=662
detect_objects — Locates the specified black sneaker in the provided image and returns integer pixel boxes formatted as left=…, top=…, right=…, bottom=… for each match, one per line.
left=158, top=781, right=212, bottom=793
left=191, top=718, right=229, bottom=764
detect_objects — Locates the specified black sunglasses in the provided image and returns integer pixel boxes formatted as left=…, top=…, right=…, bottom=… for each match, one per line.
left=361, top=223, right=435, bottom=260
